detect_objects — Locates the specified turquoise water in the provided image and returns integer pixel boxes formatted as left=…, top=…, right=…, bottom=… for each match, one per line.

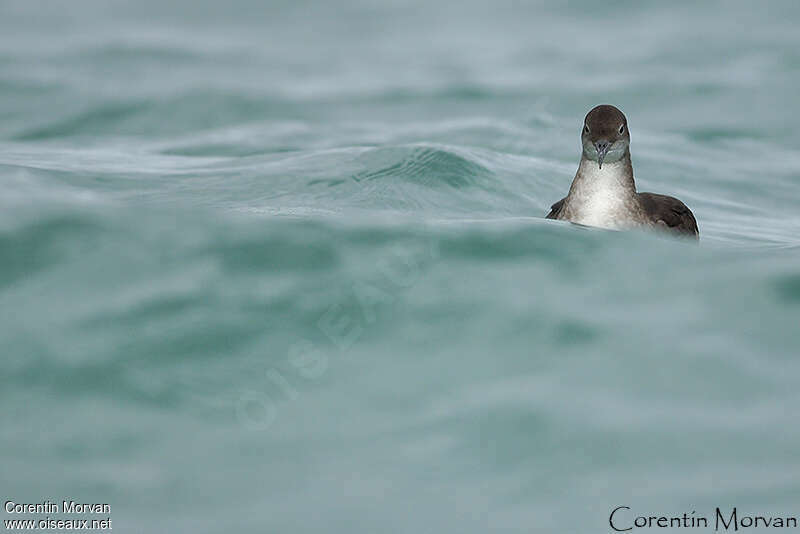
left=2, top=1, right=800, bottom=532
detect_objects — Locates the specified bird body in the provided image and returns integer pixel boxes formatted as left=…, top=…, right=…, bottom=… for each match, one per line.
left=547, top=105, right=698, bottom=238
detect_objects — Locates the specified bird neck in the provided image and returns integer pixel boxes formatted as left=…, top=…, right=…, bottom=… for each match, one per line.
left=570, top=150, right=636, bottom=199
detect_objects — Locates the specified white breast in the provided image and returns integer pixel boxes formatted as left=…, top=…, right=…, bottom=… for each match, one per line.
left=567, top=162, right=632, bottom=230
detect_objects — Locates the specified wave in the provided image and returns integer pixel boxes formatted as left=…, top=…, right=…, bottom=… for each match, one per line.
left=12, top=92, right=294, bottom=141
left=353, top=145, right=493, bottom=189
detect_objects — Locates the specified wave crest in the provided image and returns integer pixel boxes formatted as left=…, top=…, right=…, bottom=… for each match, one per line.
left=353, top=145, right=493, bottom=189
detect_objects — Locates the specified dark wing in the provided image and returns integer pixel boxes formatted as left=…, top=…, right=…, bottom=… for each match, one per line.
left=637, top=192, right=699, bottom=238
left=545, top=197, right=566, bottom=220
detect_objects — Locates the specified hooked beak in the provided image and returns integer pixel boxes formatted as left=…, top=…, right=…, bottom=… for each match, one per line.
left=595, top=141, right=610, bottom=169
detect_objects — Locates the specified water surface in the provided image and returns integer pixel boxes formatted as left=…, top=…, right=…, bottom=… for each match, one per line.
left=2, top=1, right=800, bottom=532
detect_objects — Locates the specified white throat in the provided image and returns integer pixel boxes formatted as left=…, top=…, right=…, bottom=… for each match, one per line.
left=568, top=159, right=634, bottom=230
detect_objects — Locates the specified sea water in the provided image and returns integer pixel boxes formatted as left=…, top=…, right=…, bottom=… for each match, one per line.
left=1, top=1, right=799, bottom=532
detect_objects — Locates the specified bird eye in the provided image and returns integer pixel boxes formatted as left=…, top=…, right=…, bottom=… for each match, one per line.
left=583, top=125, right=590, bottom=134
left=619, top=124, right=625, bottom=134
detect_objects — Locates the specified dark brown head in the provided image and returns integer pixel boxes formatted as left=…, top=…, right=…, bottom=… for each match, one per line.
left=581, top=104, right=630, bottom=168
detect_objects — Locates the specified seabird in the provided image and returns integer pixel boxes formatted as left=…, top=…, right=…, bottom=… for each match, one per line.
left=546, top=105, right=698, bottom=238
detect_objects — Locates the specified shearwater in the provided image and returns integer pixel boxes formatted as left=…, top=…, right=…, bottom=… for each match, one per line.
left=547, top=105, right=699, bottom=238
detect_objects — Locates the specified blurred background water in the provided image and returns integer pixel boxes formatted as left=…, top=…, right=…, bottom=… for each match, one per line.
left=1, top=1, right=800, bottom=532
